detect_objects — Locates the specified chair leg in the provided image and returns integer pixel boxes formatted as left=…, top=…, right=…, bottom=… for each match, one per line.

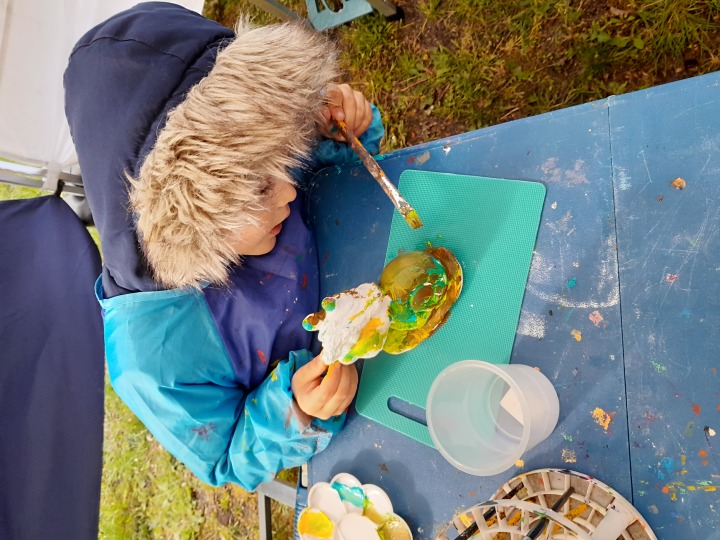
left=257, top=478, right=298, bottom=540
left=247, top=0, right=303, bottom=22
left=364, top=0, right=399, bottom=17
left=258, top=491, right=273, bottom=540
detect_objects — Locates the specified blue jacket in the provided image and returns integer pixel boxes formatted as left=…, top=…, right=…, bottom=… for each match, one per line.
left=64, top=1, right=383, bottom=490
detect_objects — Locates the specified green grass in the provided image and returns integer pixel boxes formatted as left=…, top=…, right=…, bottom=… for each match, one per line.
left=0, top=184, right=44, bottom=200
left=5, top=0, right=720, bottom=537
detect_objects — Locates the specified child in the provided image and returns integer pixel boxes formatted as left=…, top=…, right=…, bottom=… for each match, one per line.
left=64, top=1, right=385, bottom=491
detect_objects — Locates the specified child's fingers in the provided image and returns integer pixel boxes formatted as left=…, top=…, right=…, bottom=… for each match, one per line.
left=356, top=100, right=373, bottom=137
left=351, top=91, right=369, bottom=134
left=320, top=106, right=332, bottom=123
left=321, top=363, right=358, bottom=417
left=324, top=84, right=348, bottom=122
left=293, top=353, right=328, bottom=390
left=315, top=360, right=343, bottom=401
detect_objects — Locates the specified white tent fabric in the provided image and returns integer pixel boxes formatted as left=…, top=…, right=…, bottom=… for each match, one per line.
left=0, top=0, right=204, bottom=172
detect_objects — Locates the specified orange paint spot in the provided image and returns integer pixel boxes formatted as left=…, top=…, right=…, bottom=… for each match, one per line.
left=592, top=407, right=614, bottom=431
left=670, top=177, right=686, bottom=190
left=589, top=310, right=604, bottom=327
left=571, top=329, right=582, bottom=341
left=712, top=368, right=717, bottom=375
left=692, top=404, right=702, bottom=416
left=703, top=460, right=710, bottom=466
left=699, top=449, right=709, bottom=458
left=717, top=405, right=720, bottom=412
left=257, top=349, right=268, bottom=363
left=662, top=486, right=670, bottom=494
left=301, top=273, right=308, bottom=289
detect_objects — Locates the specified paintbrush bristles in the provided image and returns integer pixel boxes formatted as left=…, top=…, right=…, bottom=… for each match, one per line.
left=335, top=120, right=423, bottom=230
left=403, top=208, right=423, bottom=229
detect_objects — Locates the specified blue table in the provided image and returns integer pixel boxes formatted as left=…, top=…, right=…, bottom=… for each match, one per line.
left=304, top=71, right=720, bottom=539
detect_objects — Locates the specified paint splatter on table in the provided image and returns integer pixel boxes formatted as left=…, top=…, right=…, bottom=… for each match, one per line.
left=303, top=72, right=720, bottom=539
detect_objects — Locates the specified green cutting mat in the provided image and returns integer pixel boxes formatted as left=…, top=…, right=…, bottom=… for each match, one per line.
left=355, top=170, right=546, bottom=446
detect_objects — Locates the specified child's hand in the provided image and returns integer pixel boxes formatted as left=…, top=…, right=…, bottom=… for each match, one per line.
left=319, top=83, right=374, bottom=142
left=291, top=353, right=358, bottom=420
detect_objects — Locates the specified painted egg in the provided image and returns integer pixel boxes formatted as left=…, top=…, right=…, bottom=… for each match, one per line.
left=308, top=482, right=346, bottom=523
left=303, top=283, right=391, bottom=365
left=379, top=247, right=463, bottom=354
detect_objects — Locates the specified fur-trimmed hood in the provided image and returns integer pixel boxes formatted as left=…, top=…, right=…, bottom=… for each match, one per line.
left=65, top=2, right=337, bottom=294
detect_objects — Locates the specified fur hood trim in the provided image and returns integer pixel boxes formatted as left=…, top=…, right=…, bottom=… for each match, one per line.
left=129, top=19, right=338, bottom=289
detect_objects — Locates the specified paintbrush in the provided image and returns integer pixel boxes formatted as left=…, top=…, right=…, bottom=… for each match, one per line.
left=522, top=486, right=575, bottom=540
left=334, top=119, right=423, bottom=230
left=454, top=483, right=524, bottom=540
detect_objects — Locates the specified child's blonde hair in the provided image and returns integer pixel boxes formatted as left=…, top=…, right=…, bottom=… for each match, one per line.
left=129, top=19, right=338, bottom=290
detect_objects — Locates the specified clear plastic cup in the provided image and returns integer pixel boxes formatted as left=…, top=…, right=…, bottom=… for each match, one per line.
left=426, top=360, right=559, bottom=476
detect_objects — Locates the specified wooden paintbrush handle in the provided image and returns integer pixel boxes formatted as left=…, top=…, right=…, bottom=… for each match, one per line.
left=335, top=120, right=423, bottom=229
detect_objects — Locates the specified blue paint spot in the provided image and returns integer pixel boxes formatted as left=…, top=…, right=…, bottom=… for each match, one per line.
left=657, top=456, right=676, bottom=480
left=375, top=154, right=386, bottom=161
left=566, top=277, right=577, bottom=288
left=680, top=308, right=692, bottom=318
left=331, top=482, right=365, bottom=507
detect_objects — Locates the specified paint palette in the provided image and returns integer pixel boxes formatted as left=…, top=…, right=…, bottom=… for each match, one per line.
left=297, top=472, right=412, bottom=540
left=435, top=469, right=657, bottom=540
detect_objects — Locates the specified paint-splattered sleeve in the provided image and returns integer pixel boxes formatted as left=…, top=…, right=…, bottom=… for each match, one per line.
left=100, top=283, right=345, bottom=492
left=214, top=349, right=345, bottom=489
left=311, top=104, right=385, bottom=169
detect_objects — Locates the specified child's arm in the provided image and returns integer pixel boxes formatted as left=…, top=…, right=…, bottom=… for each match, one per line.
left=310, top=85, right=385, bottom=169
left=100, top=284, right=348, bottom=491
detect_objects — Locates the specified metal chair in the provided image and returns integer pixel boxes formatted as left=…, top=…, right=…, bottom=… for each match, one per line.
left=249, top=0, right=402, bottom=30
left=1, top=0, right=303, bottom=537
left=0, top=185, right=105, bottom=540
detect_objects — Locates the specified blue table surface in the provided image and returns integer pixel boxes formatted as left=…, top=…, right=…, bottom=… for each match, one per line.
left=304, top=71, right=720, bottom=539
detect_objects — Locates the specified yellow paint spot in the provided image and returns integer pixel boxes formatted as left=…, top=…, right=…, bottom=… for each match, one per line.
left=662, top=481, right=717, bottom=499
left=459, top=513, right=474, bottom=527
left=553, top=503, right=589, bottom=534
left=271, top=370, right=278, bottom=381
left=562, top=449, right=577, bottom=463
left=592, top=407, right=613, bottom=431
left=516, top=459, right=525, bottom=468
left=297, top=509, right=334, bottom=538
left=681, top=454, right=687, bottom=465
left=571, top=329, right=582, bottom=341
left=564, top=503, right=588, bottom=520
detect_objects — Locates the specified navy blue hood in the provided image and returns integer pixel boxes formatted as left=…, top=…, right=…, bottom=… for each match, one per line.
left=64, top=2, right=234, bottom=297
